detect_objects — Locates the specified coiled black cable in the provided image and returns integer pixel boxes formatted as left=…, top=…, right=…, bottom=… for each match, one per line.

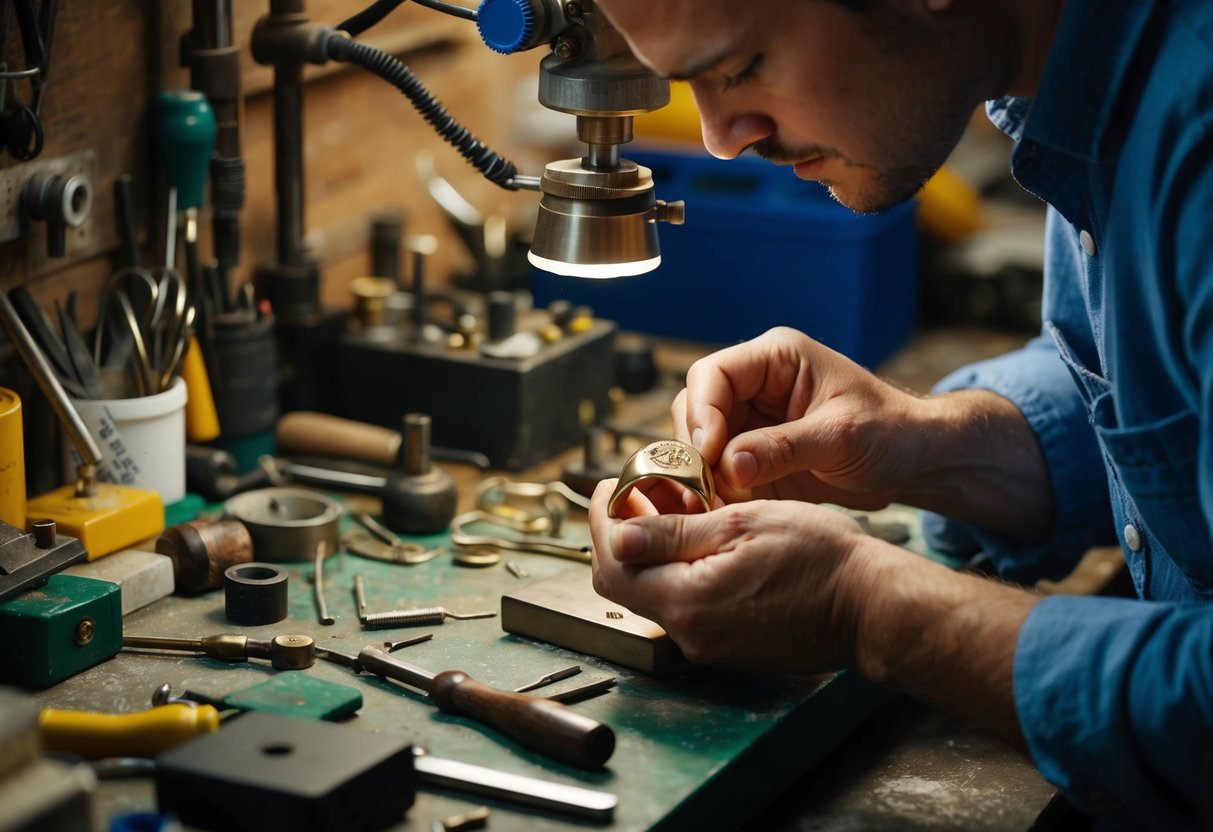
left=338, top=0, right=407, bottom=36
left=325, top=32, right=520, bottom=189
left=338, top=0, right=476, bottom=38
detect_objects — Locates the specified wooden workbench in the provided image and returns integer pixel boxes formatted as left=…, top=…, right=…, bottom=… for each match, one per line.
left=25, top=326, right=1066, bottom=831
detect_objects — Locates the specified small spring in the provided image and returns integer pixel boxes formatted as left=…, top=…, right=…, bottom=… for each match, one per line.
left=360, top=606, right=496, bottom=630
left=362, top=607, right=448, bottom=629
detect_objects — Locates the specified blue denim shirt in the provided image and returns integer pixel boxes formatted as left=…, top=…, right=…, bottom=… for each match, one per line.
left=922, top=0, right=1213, bottom=827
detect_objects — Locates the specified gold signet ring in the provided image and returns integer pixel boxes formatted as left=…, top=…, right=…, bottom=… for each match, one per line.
left=607, top=439, right=716, bottom=518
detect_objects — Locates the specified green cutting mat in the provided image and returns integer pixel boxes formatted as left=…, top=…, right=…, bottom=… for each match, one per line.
left=33, top=502, right=944, bottom=831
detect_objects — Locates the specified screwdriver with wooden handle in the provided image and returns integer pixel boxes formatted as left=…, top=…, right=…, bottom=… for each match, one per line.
left=40, top=703, right=220, bottom=758
left=317, top=645, right=615, bottom=769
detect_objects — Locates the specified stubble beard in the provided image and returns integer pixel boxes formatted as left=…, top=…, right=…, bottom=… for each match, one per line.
left=752, top=136, right=941, bottom=214
left=828, top=160, right=938, bottom=214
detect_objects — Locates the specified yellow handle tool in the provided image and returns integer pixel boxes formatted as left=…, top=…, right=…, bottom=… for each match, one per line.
left=181, top=334, right=220, bottom=442
left=39, top=703, right=220, bottom=758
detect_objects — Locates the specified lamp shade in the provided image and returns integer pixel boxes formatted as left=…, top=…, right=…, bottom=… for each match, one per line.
left=527, top=158, right=683, bottom=279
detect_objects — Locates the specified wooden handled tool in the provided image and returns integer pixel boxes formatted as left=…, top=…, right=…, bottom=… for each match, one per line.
left=276, top=410, right=491, bottom=471
left=276, top=411, right=400, bottom=466
left=318, top=645, right=616, bottom=769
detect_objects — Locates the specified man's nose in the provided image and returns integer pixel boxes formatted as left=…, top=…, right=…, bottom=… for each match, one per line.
left=690, top=84, right=775, bottom=160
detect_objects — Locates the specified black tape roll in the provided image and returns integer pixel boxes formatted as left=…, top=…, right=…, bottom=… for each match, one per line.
left=224, top=562, right=288, bottom=625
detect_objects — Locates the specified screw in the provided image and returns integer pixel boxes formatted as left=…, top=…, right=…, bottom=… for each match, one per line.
left=554, top=37, right=578, bottom=60
left=74, top=616, right=95, bottom=646
left=564, top=1, right=582, bottom=17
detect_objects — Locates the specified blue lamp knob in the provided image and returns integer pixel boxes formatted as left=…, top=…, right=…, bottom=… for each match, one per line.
left=477, top=0, right=537, bottom=54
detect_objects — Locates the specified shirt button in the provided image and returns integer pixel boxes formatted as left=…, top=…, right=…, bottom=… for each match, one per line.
left=1079, top=229, right=1097, bottom=257
left=1124, top=524, right=1142, bottom=552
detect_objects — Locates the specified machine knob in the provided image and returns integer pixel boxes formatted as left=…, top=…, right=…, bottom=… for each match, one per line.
left=476, top=0, right=538, bottom=54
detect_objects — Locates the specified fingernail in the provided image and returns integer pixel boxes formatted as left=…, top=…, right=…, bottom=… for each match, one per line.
left=610, top=523, right=648, bottom=562
left=732, top=451, right=758, bottom=487
left=691, top=427, right=704, bottom=452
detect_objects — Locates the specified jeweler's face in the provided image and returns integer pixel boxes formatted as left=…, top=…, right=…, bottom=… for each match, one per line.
left=596, top=0, right=983, bottom=213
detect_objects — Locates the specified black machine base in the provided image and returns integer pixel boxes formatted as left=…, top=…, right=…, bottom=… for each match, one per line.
left=335, top=320, right=617, bottom=471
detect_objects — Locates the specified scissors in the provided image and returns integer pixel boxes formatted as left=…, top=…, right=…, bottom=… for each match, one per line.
left=94, top=266, right=193, bottom=396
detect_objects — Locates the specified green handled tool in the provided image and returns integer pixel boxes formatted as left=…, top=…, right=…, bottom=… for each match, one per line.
left=152, top=90, right=216, bottom=294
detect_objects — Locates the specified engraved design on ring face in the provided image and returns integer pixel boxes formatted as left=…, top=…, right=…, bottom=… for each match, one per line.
left=647, top=441, right=694, bottom=471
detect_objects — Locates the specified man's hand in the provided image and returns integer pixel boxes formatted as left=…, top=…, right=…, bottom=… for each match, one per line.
left=590, top=477, right=882, bottom=673
left=672, top=326, right=1054, bottom=541
left=589, top=477, right=1038, bottom=748
left=672, top=326, right=925, bottom=508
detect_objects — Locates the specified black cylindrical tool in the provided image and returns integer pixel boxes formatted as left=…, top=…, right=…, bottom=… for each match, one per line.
left=382, top=413, right=457, bottom=535
left=212, top=310, right=277, bottom=438
left=614, top=332, right=658, bottom=393
left=184, top=0, right=245, bottom=311
left=224, top=562, right=288, bottom=625
left=486, top=291, right=516, bottom=341
left=371, top=211, right=405, bottom=285
left=210, top=308, right=279, bottom=471
left=547, top=299, right=573, bottom=329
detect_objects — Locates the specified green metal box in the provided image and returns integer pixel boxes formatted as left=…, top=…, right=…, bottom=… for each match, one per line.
left=0, top=574, right=122, bottom=688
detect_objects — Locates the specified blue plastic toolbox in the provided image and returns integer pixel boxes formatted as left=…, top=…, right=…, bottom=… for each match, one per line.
left=531, top=147, right=920, bottom=368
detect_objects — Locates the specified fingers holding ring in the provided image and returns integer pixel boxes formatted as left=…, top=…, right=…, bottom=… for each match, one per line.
left=607, top=439, right=715, bottom=518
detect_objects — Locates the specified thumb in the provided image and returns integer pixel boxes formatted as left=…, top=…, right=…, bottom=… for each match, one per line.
left=719, top=406, right=846, bottom=489
left=610, top=506, right=746, bottom=565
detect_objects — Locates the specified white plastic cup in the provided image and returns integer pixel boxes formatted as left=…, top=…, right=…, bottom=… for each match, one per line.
left=63, top=377, right=188, bottom=504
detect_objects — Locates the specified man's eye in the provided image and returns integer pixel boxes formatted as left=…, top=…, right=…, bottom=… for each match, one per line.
left=722, top=54, right=764, bottom=91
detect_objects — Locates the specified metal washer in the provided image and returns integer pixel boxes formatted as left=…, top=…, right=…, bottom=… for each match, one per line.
left=223, top=487, right=343, bottom=562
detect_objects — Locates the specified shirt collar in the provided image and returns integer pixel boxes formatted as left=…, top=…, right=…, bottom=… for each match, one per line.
left=990, top=0, right=1157, bottom=162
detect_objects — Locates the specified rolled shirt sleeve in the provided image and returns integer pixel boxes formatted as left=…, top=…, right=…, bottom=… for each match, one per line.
left=921, top=333, right=1113, bottom=582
